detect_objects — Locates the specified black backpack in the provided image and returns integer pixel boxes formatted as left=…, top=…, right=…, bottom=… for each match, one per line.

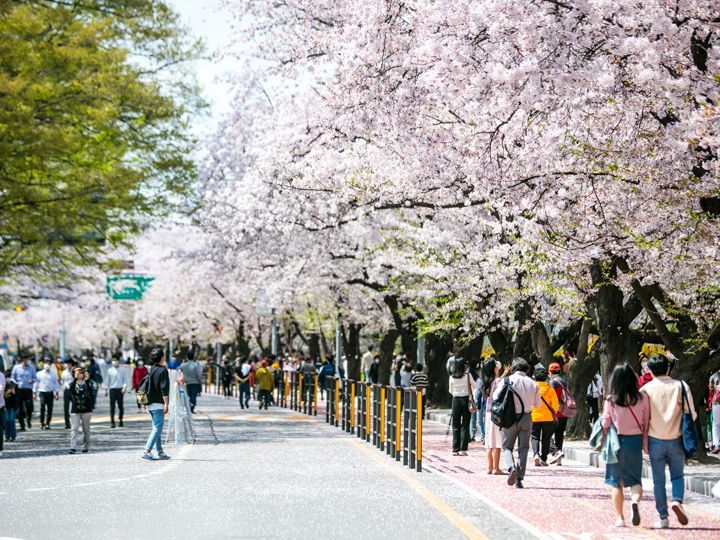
left=136, top=372, right=151, bottom=406
left=491, top=380, right=524, bottom=429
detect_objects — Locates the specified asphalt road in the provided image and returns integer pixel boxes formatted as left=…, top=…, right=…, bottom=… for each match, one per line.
left=1, top=391, right=536, bottom=540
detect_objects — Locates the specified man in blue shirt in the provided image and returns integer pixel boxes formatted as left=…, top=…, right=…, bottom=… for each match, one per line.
left=11, top=357, right=36, bottom=430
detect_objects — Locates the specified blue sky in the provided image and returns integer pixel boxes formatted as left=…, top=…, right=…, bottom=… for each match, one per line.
left=169, top=0, right=235, bottom=137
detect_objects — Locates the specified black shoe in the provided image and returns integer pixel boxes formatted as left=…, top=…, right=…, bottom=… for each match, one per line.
left=81, top=449, right=89, bottom=453
left=65, top=425, right=70, bottom=429
left=69, top=449, right=77, bottom=454
left=507, top=467, right=518, bottom=486
left=111, top=423, right=116, bottom=428
left=515, top=478, right=524, bottom=489
left=631, top=502, right=640, bottom=526
left=19, top=426, right=26, bottom=431
left=119, top=421, right=124, bottom=427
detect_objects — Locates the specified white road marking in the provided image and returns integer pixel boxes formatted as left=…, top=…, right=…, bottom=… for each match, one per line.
left=25, top=487, right=57, bottom=492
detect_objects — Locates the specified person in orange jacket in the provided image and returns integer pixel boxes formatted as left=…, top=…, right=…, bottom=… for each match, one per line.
left=531, top=366, right=560, bottom=466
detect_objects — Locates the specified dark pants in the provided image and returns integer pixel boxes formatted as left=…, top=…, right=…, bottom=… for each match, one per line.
left=39, top=391, right=54, bottom=427
left=17, top=388, right=33, bottom=428
left=222, top=379, right=232, bottom=397
left=259, top=389, right=272, bottom=409
left=586, top=396, right=599, bottom=425
left=64, top=388, right=72, bottom=427
left=238, top=382, right=250, bottom=408
left=502, top=412, right=533, bottom=479
left=531, top=421, right=555, bottom=462
left=110, top=388, right=124, bottom=424
left=0, top=407, right=4, bottom=450
left=554, top=417, right=568, bottom=452
left=451, top=396, right=471, bottom=452
left=187, top=383, right=201, bottom=412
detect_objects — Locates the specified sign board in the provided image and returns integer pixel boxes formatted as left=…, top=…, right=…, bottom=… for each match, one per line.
left=106, top=275, right=154, bottom=300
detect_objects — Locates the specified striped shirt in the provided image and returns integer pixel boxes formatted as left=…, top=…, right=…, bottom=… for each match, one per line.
left=410, top=372, right=429, bottom=391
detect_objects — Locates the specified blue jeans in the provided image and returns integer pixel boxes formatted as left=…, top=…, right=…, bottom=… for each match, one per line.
left=238, top=382, right=251, bottom=408
left=4, top=408, right=17, bottom=439
left=649, top=437, right=685, bottom=519
left=186, top=383, right=201, bottom=411
left=145, top=409, right=165, bottom=454
left=470, top=387, right=485, bottom=439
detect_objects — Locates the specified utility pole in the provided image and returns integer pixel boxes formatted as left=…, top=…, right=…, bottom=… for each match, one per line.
left=417, top=334, right=426, bottom=366
left=271, top=308, right=278, bottom=356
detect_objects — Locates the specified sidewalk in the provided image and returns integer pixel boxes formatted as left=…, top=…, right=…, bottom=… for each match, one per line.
left=427, top=409, right=720, bottom=501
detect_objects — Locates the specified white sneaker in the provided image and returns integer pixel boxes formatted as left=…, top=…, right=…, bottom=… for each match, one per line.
left=614, top=518, right=626, bottom=527
left=653, top=518, right=669, bottom=529
left=547, top=450, right=564, bottom=464
left=671, top=502, right=689, bottom=526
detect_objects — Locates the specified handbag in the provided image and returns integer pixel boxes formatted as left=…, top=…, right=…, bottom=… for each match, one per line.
left=680, top=382, right=699, bottom=458
left=467, top=374, right=478, bottom=413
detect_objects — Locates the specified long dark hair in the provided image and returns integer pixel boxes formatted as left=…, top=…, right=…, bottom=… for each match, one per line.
left=451, top=357, right=466, bottom=378
left=609, top=363, right=640, bottom=407
left=481, top=358, right=497, bottom=397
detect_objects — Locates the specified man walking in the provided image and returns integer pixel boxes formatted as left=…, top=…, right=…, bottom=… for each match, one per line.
left=179, top=351, right=202, bottom=413
left=641, top=354, right=696, bottom=529
left=235, top=358, right=251, bottom=409
left=142, top=347, right=170, bottom=461
left=493, top=358, right=540, bottom=489
left=33, top=360, right=59, bottom=429
left=105, top=357, right=128, bottom=428
left=61, top=358, right=76, bottom=429
left=11, top=357, right=36, bottom=430
left=586, top=370, right=603, bottom=425
left=361, top=345, right=374, bottom=383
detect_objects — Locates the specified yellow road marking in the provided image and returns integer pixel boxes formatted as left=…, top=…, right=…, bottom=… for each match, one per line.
left=346, top=439, right=488, bottom=540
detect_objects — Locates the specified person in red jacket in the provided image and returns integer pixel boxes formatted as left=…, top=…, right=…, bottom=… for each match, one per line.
left=132, top=360, right=148, bottom=410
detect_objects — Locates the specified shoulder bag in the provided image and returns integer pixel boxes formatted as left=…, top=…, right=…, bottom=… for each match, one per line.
left=680, top=381, right=699, bottom=458
left=467, top=374, right=478, bottom=413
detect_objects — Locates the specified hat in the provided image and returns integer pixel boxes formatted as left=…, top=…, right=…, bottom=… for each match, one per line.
left=549, top=362, right=562, bottom=373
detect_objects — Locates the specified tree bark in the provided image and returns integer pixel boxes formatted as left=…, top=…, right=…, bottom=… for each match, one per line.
left=378, top=329, right=399, bottom=385
left=425, top=332, right=454, bottom=407
left=530, top=322, right=554, bottom=365
left=341, top=322, right=362, bottom=380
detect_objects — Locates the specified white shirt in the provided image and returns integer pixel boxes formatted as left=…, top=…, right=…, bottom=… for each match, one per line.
left=105, top=366, right=129, bottom=390
left=61, top=368, right=74, bottom=390
left=34, top=369, right=59, bottom=393
left=493, top=372, right=541, bottom=413
left=449, top=373, right=477, bottom=397
left=587, top=372, right=603, bottom=398
left=361, top=351, right=374, bottom=372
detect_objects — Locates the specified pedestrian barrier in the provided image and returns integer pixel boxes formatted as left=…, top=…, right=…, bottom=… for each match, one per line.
left=317, top=376, right=422, bottom=473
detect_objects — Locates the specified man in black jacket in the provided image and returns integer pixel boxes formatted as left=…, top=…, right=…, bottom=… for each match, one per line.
left=68, top=367, right=96, bottom=454
left=142, top=347, right=170, bottom=461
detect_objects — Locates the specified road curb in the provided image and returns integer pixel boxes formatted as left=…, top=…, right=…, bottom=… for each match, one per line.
left=425, top=410, right=720, bottom=500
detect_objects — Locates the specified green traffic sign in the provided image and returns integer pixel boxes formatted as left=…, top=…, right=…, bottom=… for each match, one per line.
left=106, top=275, right=154, bottom=300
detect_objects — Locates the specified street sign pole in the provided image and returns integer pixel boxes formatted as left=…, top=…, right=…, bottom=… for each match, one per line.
left=417, top=334, right=426, bottom=366
left=59, top=324, right=66, bottom=360
left=271, top=309, right=278, bottom=356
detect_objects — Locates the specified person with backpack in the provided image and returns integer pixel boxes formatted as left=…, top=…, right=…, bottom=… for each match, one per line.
left=492, top=357, right=540, bottom=488
left=141, top=348, right=170, bottom=461
left=482, top=358, right=504, bottom=474
left=640, top=354, right=696, bottom=529
left=68, top=366, right=97, bottom=454
left=256, top=360, right=274, bottom=410
left=601, top=363, right=650, bottom=528
left=449, top=358, right=476, bottom=456
left=548, top=361, right=576, bottom=465
left=531, top=366, right=559, bottom=467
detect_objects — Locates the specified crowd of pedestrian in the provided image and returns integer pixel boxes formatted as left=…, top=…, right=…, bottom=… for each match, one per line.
left=445, top=350, right=708, bottom=530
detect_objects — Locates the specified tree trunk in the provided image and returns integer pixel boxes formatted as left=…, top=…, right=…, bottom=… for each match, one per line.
left=455, top=334, right=484, bottom=365
left=566, top=343, right=600, bottom=438
left=384, top=294, right=417, bottom=363
left=234, top=320, right=250, bottom=359
left=530, top=322, right=554, bottom=365
left=378, top=329, right=399, bottom=385
left=341, top=323, right=362, bottom=380
left=488, top=325, right=513, bottom=364
left=425, top=332, right=454, bottom=407
left=590, top=261, right=640, bottom=382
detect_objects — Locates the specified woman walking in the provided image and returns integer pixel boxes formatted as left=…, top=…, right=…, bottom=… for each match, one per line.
left=482, top=358, right=504, bottom=473
left=531, top=366, right=559, bottom=466
left=449, top=358, right=476, bottom=456
left=602, top=363, right=650, bottom=528
left=68, top=367, right=97, bottom=454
